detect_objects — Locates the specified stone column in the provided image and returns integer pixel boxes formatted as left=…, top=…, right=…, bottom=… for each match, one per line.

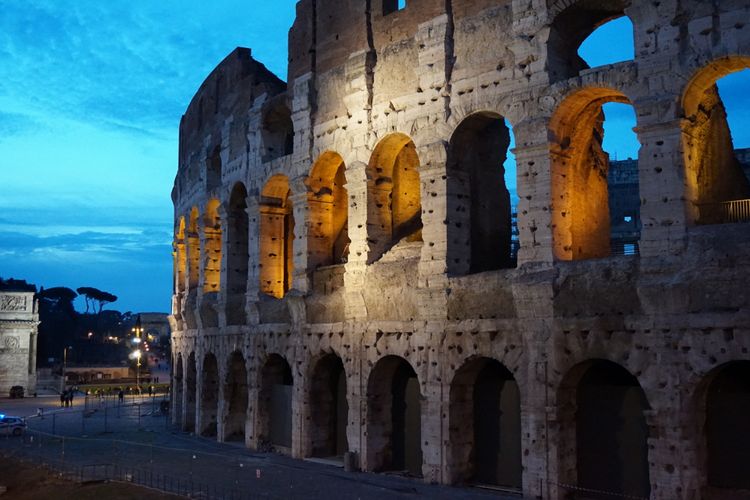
left=343, top=161, right=369, bottom=319
left=217, top=363, right=228, bottom=443
left=634, top=119, right=690, bottom=257
left=245, top=195, right=261, bottom=325
left=290, top=176, right=311, bottom=294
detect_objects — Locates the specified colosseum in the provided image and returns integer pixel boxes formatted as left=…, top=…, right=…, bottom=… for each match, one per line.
left=169, top=1, right=750, bottom=498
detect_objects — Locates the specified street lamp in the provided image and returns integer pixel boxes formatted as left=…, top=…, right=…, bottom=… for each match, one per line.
left=130, top=348, right=142, bottom=396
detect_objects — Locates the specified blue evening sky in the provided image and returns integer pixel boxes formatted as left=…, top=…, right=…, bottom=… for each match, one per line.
left=0, top=6, right=747, bottom=313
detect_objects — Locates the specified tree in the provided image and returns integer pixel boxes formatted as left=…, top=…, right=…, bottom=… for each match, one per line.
left=76, top=287, right=118, bottom=314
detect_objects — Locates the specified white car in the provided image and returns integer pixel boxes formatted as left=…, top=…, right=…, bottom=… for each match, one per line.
left=0, top=415, right=27, bottom=436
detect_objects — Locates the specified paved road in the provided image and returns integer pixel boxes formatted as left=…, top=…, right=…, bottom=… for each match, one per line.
left=0, top=396, right=521, bottom=500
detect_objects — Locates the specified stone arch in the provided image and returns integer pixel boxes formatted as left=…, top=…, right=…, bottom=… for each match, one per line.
left=307, top=152, right=350, bottom=268
left=557, top=359, right=651, bottom=499
left=447, top=112, right=516, bottom=275
left=366, top=355, right=422, bottom=476
left=695, top=360, right=750, bottom=495
left=546, top=0, right=632, bottom=82
left=258, top=353, right=294, bottom=449
left=184, top=351, right=197, bottom=432
left=366, top=133, right=422, bottom=262
left=681, top=57, right=750, bottom=225
left=200, top=352, right=220, bottom=437
left=261, top=102, right=294, bottom=162
left=187, top=207, right=200, bottom=292
left=226, top=183, right=249, bottom=325
left=259, top=175, right=294, bottom=298
left=202, top=199, right=222, bottom=293
left=173, top=353, right=184, bottom=426
left=224, top=350, right=248, bottom=442
left=174, top=217, right=187, bottom=295
left=448, top=357, right=521, bottom=489
left=549, top=87, right=641, bottom=260
left=307, top=352, right=349, bottom=459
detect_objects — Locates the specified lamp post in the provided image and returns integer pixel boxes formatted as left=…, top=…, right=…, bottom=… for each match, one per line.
left=60, top=345, right=72, bottom=394
left=132, top=318, right=144, bottom=396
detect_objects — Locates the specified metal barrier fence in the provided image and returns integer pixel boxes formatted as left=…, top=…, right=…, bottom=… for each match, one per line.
left=699, top=198, right=750, bottom=224
left=0, top=405, right=275, bottom=500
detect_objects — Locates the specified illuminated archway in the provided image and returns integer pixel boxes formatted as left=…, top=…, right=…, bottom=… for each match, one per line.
left=367, top=134, right=422, bottom=262
left=682, top=57, right=750, bottom=225
left=187, top=208, right=200, bottom=292
left=203, top=199, right=222, bottom=293
left=174, top=217, right=186, bottom=294
left=307, top=152, right=349, bottom=268
left=259, top=175, right=294, bottom=298
left=550, top=87, right=641, bottom=260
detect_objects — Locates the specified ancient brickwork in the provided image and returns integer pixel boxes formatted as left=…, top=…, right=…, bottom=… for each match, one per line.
left=170, top=2, right=750, bottom=499
left=0, top=280, right=38, bottom=396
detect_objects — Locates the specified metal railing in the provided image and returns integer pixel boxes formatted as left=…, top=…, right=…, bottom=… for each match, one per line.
left=698, top=198, right=750, bottom=224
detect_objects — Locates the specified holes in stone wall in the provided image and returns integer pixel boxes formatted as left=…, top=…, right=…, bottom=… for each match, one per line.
left=259, top=175, right=294, bottom=299
left=184, top=352, right=197, bottom=433
left=366, top=356, right=422, bottom=476
left=259, top=354, right=294, bottom=448
left=206, top=145, right=222, bottom=191
left=174, top=217, right=187, bottom=294
left=449, top=358, right=521, bottom=488
left=550, top=88, right=641, bottom=260
left=558, top=359, right=651, bottom=499
left=383, top=0, right=406, bottom=16
left=682, top=59, right=750, bottom=225
left=187, top=208, right=200, bottom=292
left=367, top=134, right=422, bottom=263
left=308, top=152, right=350, bottom=268
left=447, top=113, right=517, bottom=275
left=224, top=351, right=248, bottom=442
left=547, top=0, right=631, bottom=82
left=200, top=353, right=220, bottom=437
left=309, top=354, right=349, bottom=459
left=705, top=361, right=750, bottom=490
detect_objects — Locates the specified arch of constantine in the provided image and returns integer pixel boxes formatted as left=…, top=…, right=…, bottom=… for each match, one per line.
left=170, top=1, right=750, bottom=498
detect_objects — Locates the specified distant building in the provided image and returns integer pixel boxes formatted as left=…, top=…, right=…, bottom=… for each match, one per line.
left=0, top=279, right=38, bottom=395
left=608, top=158, right=641, bottom=255
left=139, top=312, right=171, bottom=346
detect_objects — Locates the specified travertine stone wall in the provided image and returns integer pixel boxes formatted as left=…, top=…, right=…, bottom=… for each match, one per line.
left=170, top=1, right=750, bottom=499
left=0, top=287, right=38, bottom=395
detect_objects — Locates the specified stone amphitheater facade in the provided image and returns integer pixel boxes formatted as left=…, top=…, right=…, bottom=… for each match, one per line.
left=169, top=1, right=750, bottom=498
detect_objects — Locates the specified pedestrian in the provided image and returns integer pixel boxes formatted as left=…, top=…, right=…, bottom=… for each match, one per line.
left=118, top=389, right=124, bottom=403
left=60, top=391, right=65, bottom=407
left=37, top=407, right=44, bottom=419
left=69, top=390, right=75, bottom=405
left=148, top=385, right=153, bottom=397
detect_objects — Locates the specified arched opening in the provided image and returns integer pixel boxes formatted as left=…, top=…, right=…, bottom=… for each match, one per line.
left=261, top=103, right=294, bottom=162
left=206, top=145, right=222, bottom=191
left=578, top=16, right=634, bottom=68
left=447, top=113, right=517, bottom=275
left=174, top=217, right=186, bottom=295
left=259, top=354, right=293, bottom=449
left=704, top=361, right=750, bottom=492
left=173, top=354, right=184, bottom=426
left=187, top=208, right=200, bottom=292
left=226, top=183, right=249, bottom=325
left=547, top=0, right=632, bottom=82
left=550, top=88, right=642, bottom=260
left=366, top=356, right=422, bottom=476
left=308, top=353, right=349, bottom=459
left=224, top=351, right=248, bottom=442
left=184, top=352, right=197, bottom=432
left=259, top=175, right=294, bottom=299
left=307, top=152, right=350, bottom=268
left=203, top=199, right=222, bottom=293
left=367, top=134, right=422, bottom=262
left=200, top=353, right=219, bottom=437
left=449, top=357, right=521, bottom=489
left=682, top=58, right=750, bottom=225
left=558, top=359, right=650, bottom=499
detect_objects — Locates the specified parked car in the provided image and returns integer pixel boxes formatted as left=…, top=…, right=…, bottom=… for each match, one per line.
left=0, top=415, right=26, bottom=436
left=9, top=385, right=24, bottom=398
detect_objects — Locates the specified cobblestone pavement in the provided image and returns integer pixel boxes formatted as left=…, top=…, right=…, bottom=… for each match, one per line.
left=0, top=396, right=520, bottom=499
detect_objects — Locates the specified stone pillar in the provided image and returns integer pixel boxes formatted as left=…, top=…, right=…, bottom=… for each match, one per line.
left=245, top=195, right=261, bottom=324
left=217, top=363, right=228, bottom=443
left=634, top=119, right=690, bottom=257
left=421, top=374, right=444, bottom=484
left=290, top=176, right=311, bottom=294
left=343, top=161, right=369, bottom=319
left=194, top=356, right=205, bottom=436
left=512, top=118, right=556, bottom=266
